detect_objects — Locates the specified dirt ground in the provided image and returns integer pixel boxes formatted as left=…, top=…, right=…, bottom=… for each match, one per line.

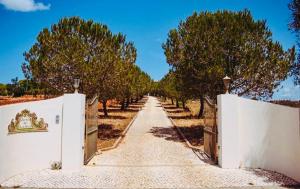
left=160, top=98, right=204, bottom=147
left=0, top=95, right=46, bottom=106
left=97, top=97, right=148, bottom=149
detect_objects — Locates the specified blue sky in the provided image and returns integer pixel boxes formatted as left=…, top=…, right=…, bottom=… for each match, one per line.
left=0, top=0, right=299, bottom=99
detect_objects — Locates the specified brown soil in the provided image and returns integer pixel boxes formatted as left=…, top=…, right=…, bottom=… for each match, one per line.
left=97, top=97, right=148, bottom=150
left=0, top=95, right=50, bottom=106
left=160, top=99, right=204, bottom=147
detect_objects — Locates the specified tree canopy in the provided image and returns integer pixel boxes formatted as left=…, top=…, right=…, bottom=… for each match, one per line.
left=160, top=10, right=295, bottom=116
left=289, top=0, right=300, bottom=85
left=23, top=17, right=152, bottom=116
left=162, top=10, right=295, bottom=100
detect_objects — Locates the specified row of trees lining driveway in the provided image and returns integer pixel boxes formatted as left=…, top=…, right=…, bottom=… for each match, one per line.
left=155, top=9, right=299, bottom=117
left=20, top=7, right=300, bottom=116
left=22, top=17, right=152, bottom=116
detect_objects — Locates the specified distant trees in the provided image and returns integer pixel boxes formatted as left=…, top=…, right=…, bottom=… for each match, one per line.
left=9, top=77, right=24, bottom=97
left=159, top=72, right=188, bottom=108
left=0, top=83, right=7, bottom=96
left=161, top=10, right=295, bottom=116
left=0, top=77, right=43, bottom=97
left=23, top=17, right=152, bottom=116
left=289, top=0, right=300, bottom=85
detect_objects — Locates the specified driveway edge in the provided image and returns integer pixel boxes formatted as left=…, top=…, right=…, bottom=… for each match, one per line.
left=100, top=110, right=140, bottom=151
left=159, top=100, right=203, bottom=151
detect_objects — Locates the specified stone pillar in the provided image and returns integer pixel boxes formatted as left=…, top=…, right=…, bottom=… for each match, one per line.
left=217, top=94, right=240, bottom=168
left=61, top=93, right=85, bottom=170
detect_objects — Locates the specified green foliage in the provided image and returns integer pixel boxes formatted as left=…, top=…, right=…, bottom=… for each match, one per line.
left=10, top=77, right=25, bottom=97
left=163, top=10, right=295, bottom=100
left=289, top=0, right=300, bottom=33
left=289, top=0, right=300, bottom=85
left=23, top=16, right=152, bottom=115
left=24, top=17, right=114, bottom=97
left=0, top=77, right=45, bottom=97
left=0, top=83, right=7, bottom=96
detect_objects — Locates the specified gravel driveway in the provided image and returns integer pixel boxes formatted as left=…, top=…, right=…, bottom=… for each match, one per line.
left=1, top=96, right=299, bottom=188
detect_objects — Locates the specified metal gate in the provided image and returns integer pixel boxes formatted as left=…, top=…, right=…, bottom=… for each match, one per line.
left=203, top=97, right=218, bottom=163
left=84, top=96, right=98, bottom=165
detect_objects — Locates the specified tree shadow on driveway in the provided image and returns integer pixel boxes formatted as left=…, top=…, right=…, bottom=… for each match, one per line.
left=148, top=127, right=185, bottom=143
left=149, top=126, right=216, bottom=165
left=149, top=126, right=204, bottom=146
left=178, top=126, right=204, bottom=146
left=98, top=124, right=122, bottom=140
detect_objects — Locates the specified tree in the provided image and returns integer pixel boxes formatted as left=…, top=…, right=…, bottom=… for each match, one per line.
left=21, top=62, right=31, bottom=92
left=0, top=83, right=7, bottom=96
left=163, top=10, right=295, bottom=116
left=24, top=17, right=117, bottom=98
left=23, top=17, right=152, bottom=116
left=160, top=72, right=178, bottom=106
left=115, top=42, right=138, bottom=110
left=9, top=77, right=25, bottom=97
left=289, top=0, right=300, bottom=85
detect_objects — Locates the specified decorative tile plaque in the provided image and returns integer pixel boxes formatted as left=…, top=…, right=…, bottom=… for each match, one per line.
left=8, top=109, right=48, bottom=134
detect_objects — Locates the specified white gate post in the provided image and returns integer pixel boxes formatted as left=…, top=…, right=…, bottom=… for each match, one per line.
left=61, top=93, right=86, bottom=170
left=217, top=94, right=240, bottom=168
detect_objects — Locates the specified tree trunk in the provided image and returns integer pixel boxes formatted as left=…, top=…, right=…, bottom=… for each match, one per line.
left=171, top=98, right=174, bottom=105
left=102, top=99, right=108, bottom=117
left=182, top=100, right=186, bottom=109
left=135, top=96, right=138, bottom=103
left=25, top=79, right=28, bottom=92
left=198, top=95, right=204, bottom=118
left=176, top=99, right=179, bottom=108
left=126, top=98, right=130, bottom=108
left=121, top=100, right=125, bottom=110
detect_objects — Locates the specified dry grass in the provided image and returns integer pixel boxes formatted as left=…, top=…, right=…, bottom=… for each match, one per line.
left=0, top=95, right=48, bottom=106
left=160, top=98, right=204, bottom=147
left=97, top=97, right=147, bottom=150
left=186, top=99, right=201, bottom=117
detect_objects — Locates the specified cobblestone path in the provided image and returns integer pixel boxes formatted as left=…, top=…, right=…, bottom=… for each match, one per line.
left=1, top=97, right=298, bottom=188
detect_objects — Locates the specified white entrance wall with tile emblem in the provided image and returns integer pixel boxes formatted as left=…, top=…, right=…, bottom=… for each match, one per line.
left=0, top=94, right=85, bottom=183
left=218, top=94, right=300, bottom=182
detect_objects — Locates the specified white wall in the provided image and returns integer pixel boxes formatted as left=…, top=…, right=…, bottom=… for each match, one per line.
left=0, top=94, right=85, bottom=183
left=218, top=94, right=300, bottom=182
left=61, top=94, right=85, bottom=170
